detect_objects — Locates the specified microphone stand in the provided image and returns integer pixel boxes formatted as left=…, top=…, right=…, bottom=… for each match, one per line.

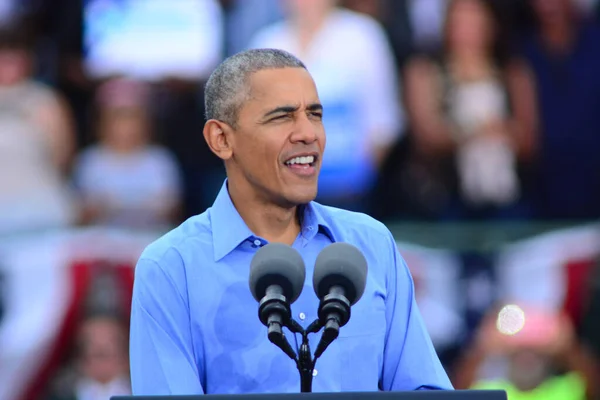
left=259, top=297, right=347, bottom=392
left=287, top=319, right=323, bottom=393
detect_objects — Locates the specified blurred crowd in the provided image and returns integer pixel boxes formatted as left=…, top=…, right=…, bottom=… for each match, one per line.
left=3, top=0, right=600, bottom=235
left=1, top=0, right=600, bottom=399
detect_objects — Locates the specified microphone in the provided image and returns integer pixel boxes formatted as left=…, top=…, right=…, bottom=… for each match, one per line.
left=312, top=242, right=368, bottom=358
left=249, top=243, right=306, bottom=360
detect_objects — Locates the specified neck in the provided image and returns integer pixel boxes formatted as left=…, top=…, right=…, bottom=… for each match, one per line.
left=447, top=51, right=493, bottom=79
left=106, top=145, right=142, bottom=155
left=227, top=179, right=301, bottom=245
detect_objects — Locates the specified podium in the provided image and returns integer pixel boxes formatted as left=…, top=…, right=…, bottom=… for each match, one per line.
left=113, top=390, right=506, bottom=400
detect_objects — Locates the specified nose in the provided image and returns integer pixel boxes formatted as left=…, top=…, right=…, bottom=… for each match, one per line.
left=290, top=112, right=319, bottom=144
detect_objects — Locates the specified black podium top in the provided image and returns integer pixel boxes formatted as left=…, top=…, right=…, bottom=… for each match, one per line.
left=113, top=390, right=506, bottom=400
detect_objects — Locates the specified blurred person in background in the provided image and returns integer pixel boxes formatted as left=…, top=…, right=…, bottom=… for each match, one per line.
left=46, top=313, right=131, bottom=400
left=399, top=0, right=537, bottom=220
left=248, top=0, right=404, bottom=213
left=73, top=78, right=183, bottom=230
left=454, top=306, right=598, bottom=399
left=521, top=0, right=600, bottom=220
left=0, top=24, right=77, bottom=234
left=79, top=0, right=225, bottom=218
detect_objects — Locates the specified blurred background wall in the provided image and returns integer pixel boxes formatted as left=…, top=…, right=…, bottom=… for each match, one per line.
left=1, top=0, right=600, bottom=399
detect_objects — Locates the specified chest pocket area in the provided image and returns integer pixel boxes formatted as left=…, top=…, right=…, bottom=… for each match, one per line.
left=336, top=296, right=386, bottom=391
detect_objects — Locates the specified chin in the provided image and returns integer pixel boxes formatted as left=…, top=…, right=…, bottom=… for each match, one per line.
left=283, top=187, right=318, bottom=206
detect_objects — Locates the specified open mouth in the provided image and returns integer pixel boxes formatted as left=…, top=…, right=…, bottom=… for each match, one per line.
left=284, top=155, right=318, bottom=177
left=285, top=155, right=316, bottom=168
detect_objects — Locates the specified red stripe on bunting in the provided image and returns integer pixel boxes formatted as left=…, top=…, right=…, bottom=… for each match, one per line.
left=115, top=263, right=135, bottom=320
left=19, top=260, right=93, bottom=400
left=563, top=258, right=596, bottom=329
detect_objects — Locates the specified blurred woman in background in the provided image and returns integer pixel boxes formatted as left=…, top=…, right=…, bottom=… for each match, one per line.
left=402, top=0, right=538, bottom=220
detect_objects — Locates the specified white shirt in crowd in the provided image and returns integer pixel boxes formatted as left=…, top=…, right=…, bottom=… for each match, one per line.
left=0, top=81, right=76, bottom=234
left=75, top=376, right=131, bottom=400
left=74, top=145, right=182, bottom=229
left=248, top=8, right=404, bottom=200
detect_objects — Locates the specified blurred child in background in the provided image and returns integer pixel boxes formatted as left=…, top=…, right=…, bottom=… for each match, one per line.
left=47, top=313, right=131, bottom=400
left=73, top=78, right=183, bottom=230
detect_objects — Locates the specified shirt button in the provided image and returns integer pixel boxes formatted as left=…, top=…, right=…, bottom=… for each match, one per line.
left=312, top=369, right=318, bottom=377
left=299, top=312, right=306, bottom=321
left=253, top=239, right=262, bottom=247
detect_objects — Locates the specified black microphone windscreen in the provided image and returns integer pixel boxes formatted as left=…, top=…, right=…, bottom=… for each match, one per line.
left=249, top=243, right=306, bottom=304
left=313, top=242, right=368, bottom=305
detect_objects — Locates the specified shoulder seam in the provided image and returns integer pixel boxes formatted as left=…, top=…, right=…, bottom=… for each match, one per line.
left=144, top=216, right=212, bottom=262
left=137, top=254, right=188, bottom=306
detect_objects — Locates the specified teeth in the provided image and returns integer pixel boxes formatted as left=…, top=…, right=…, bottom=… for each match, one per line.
left=286, top=155, right=315, bottom=165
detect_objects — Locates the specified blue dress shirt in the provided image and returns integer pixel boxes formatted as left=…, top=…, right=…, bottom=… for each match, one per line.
left=130, top=181, right=452, bottom=394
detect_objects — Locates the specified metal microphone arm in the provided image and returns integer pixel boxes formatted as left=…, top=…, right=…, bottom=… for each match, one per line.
left=259, top=293, right=346, bottom=392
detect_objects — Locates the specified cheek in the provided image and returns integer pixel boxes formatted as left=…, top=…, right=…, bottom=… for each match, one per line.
left=319, top=128, right=326, bottom=148
left=236, top=135, right=280, bottom=175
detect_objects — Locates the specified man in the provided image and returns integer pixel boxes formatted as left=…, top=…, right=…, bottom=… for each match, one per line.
left=129, top=48, right=452, bottom=394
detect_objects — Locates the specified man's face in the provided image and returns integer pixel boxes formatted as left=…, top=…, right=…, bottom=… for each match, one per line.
left=227, top=67, right=325, bottom=207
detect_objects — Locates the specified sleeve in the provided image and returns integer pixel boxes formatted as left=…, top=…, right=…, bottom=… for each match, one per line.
left=71, top=150, right=96, bottom=193
left=129, top=254, right=204, bottom=395
left=359, top=20, right=405, bottom=148
left=380, top=232, right=454, bottom=391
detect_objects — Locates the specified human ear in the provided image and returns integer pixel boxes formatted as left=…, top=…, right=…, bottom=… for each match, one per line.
left=203, top=119, right=233, bottom=161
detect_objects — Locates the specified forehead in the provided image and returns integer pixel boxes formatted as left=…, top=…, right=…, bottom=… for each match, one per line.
left=245, top=67, right=320, bottom=109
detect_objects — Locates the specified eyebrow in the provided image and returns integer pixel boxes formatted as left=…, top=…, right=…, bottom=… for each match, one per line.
left=262, top=103, right=323, bottom=119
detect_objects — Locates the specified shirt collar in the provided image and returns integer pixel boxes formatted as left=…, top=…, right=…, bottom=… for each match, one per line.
left=300, top=200, right=336, bottom=244
left=209, top=179, right=336, bottom=261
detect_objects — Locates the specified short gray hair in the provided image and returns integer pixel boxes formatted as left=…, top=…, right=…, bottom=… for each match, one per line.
left=204, top=48, right=307, bottom=127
